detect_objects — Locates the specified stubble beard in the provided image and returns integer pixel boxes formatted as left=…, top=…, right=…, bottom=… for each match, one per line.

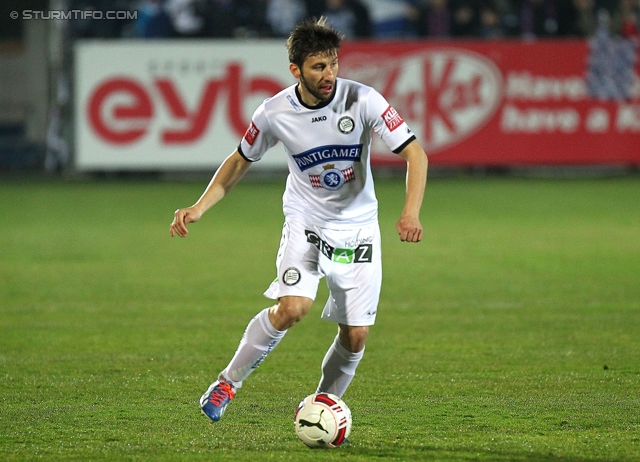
left=300, top=72, right=334, bottom=104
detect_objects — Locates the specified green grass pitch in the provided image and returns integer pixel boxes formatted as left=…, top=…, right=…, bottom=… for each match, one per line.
left=1, top=176, right=639, bottom=461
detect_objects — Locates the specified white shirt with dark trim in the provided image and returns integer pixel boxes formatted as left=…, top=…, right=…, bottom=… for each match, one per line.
left=238, top=78, right=416, bottom=229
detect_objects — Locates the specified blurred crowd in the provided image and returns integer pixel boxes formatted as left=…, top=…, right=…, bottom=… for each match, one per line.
left=68, top=0, right=640, bottom=40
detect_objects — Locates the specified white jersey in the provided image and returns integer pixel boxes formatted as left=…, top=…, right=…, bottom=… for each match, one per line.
left=238, top=78, right=415, bottom=228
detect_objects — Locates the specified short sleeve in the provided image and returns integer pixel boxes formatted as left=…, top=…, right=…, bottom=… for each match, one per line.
left=238, top=102, right=279, bottom=162
left=365, top=89, right=415, bottom=153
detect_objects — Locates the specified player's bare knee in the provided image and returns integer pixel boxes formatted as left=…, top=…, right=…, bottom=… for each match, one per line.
left=338, top=325, right=369, bottom=353
left=269, top=297, right=312, bottom=330
left=269, top=303, right=304, bottom=330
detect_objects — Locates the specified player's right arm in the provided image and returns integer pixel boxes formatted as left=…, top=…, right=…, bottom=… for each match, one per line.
left=170, top=149, right=252, bottom=238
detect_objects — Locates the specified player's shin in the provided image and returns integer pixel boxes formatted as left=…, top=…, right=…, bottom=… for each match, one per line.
left=316, top=335, right=364, bottom=398
left=220, top=307, right=287, bottom=388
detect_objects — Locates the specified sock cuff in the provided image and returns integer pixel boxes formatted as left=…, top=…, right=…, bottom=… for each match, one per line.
left=218, top=372, right=241, bottom=389
left=333, top=335, right=365, bottom=361
left=258, top=307, right=287, bottom=339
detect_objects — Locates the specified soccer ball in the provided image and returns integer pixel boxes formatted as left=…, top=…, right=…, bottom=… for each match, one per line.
left=293, top=392, right=352, bottom=448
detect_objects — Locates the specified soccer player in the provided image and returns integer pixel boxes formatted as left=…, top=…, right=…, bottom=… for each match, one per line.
left=170, top=17, right=428, bottom=423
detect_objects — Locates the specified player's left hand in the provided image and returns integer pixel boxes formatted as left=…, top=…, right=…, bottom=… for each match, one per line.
left=395, top=215, right=423, bottom=242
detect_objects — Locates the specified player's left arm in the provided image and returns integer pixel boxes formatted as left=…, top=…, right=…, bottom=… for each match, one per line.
left=396, top=139, right=428, bottom=243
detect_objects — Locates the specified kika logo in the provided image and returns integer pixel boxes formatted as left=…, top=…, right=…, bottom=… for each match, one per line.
left=342, top=50, right=503, bottom=153
left=87, top=63, right=282, bottom=145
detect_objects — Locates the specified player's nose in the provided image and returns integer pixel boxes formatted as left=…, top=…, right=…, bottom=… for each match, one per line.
left=323, top=66, right=335, bottom=80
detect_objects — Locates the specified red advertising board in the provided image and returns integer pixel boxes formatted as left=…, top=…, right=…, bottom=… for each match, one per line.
left=339, top=39, right=639, bottom=166
left=75, top=39, right=639, bottom=171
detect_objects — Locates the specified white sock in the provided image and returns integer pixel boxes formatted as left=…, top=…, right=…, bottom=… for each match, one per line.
left=219, top=308, right=286, bottom=389
left=316, top=335, right=364, bottom=398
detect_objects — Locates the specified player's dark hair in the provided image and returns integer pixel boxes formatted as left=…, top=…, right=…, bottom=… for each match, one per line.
left=286, top=17, right=343, bottom=68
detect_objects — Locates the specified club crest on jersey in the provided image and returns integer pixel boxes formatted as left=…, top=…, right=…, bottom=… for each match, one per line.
left=282, top=267, right=301, bottom=285
left=338, top=116, right=354, bottom=134
left=309, top=164, right=355, bottom=191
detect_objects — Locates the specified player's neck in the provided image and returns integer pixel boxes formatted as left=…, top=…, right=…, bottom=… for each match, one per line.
left=297, top=84, right=322, bottom=107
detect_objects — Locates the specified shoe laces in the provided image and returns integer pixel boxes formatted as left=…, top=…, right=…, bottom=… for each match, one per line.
left=208, top=382, right=235, bottom=406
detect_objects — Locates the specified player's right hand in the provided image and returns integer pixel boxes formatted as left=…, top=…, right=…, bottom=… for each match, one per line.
left=170, top=207, right=202, bottom=238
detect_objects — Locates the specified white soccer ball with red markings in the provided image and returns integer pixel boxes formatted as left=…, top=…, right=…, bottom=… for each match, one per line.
left=294, top=392, right=352, bottom=448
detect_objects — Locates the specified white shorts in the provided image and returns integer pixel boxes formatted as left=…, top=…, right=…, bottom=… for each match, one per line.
left=264, top=219, right=382, bottom=326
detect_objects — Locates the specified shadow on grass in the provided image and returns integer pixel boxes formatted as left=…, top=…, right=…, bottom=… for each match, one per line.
left=349, top=445, right=617, bottom=462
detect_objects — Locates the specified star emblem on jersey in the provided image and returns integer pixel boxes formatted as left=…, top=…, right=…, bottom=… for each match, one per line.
left=309, top=164, right=355, bottom=190
left=337, top=116, right=354, bottom=134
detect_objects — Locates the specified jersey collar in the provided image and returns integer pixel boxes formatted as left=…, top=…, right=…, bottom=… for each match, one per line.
left=294, top=79, right=338, bottom=110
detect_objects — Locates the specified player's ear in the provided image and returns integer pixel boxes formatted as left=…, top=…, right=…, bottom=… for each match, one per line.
left=289, top=63, right=301, bottom=79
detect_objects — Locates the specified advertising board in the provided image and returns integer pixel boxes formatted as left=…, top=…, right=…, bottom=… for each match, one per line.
left=75, top=38, right=639, bottom=170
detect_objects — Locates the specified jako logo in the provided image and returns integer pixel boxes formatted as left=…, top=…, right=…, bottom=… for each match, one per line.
left=342, top=49, right=503, bottom=153
left=87, top=63, right=282, bottom=145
